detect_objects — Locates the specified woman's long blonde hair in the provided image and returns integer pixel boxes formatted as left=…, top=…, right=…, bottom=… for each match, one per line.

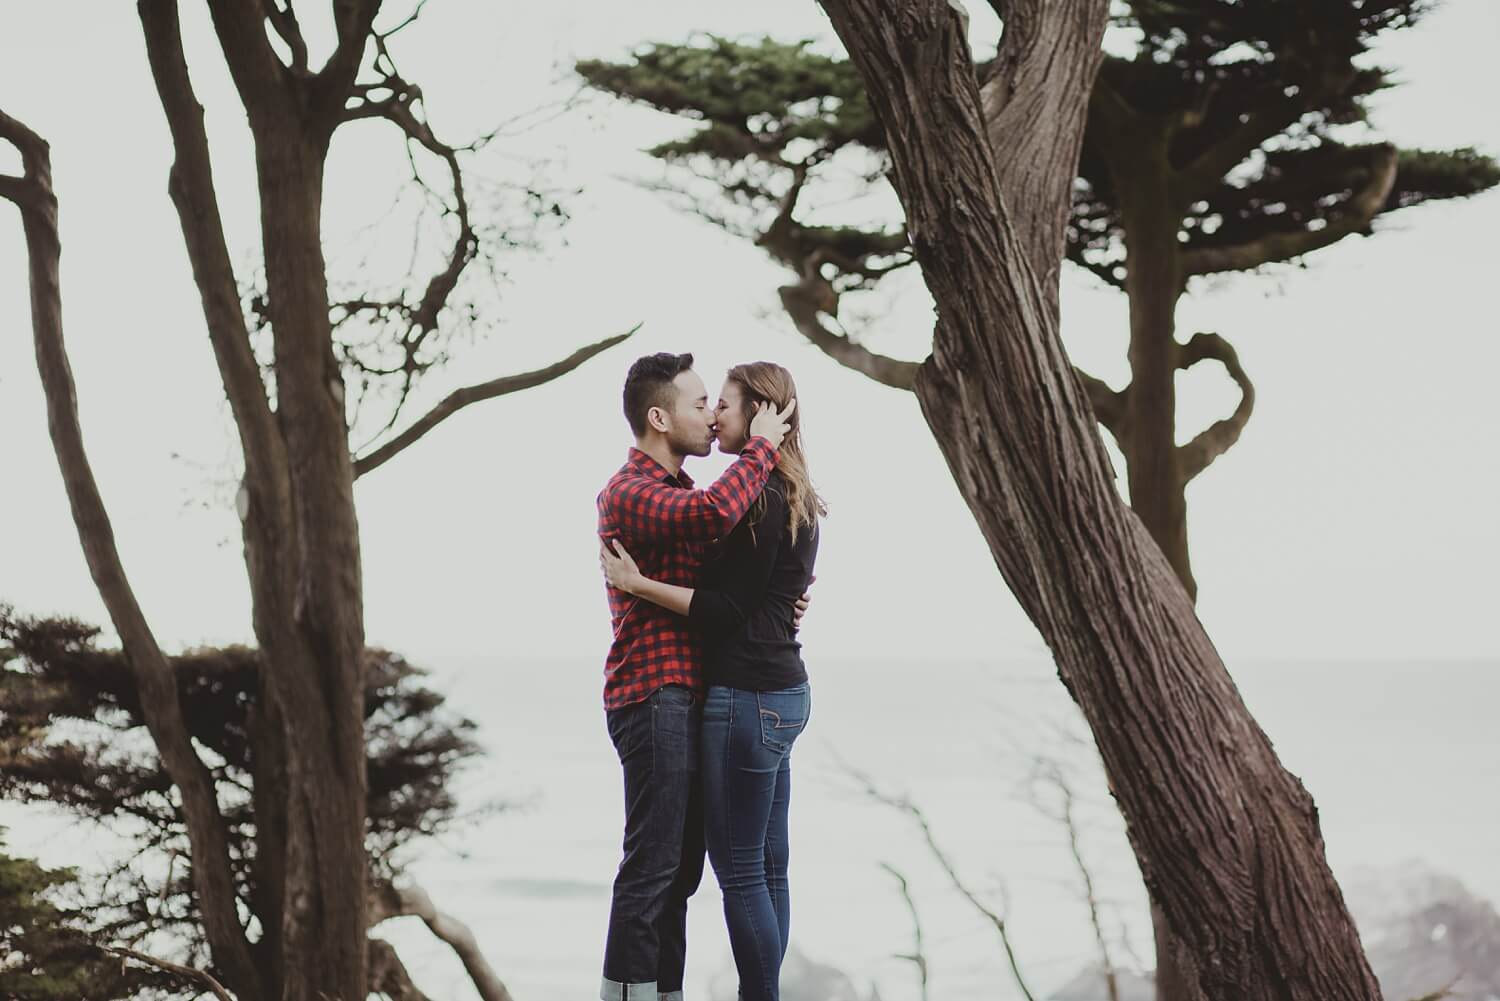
left=727, top=362, right=827, bottom=544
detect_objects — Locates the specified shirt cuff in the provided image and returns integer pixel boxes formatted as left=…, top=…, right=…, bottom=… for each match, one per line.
left=743, top=435, right=779, bottom=462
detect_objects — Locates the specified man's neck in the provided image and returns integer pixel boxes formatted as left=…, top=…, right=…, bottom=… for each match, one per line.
left=635, top=438, right=684, bottom=478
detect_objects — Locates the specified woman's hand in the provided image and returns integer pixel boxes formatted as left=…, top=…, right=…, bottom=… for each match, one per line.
left=600, top=538, right=644, bottom=595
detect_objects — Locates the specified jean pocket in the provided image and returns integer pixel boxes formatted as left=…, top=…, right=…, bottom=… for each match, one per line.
left=653, top=684, right=696, bottom=709
left=757, top=692, right=808, bottom=751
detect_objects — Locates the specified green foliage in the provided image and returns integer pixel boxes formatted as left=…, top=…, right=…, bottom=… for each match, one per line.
left=578, top=36, right=879, bottom=158
left=1389, top=147, right=1500, bottom=208
left=0, top=831, right=171, bottom=1000
left=0, top=608, right=486, bottom=970
left=577, top=36, right=910, bottom=297
left=579, top=9, right=1498, bottom=296
left=1075, top=0, right=1495, bottom=282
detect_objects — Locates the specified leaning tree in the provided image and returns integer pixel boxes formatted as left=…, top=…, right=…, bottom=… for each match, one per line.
left=578, top=8, right=1496, bottom=601
left=0, top=609, right=505, bottom=999
left=0, top=3, right=633, bottom=998
left=579, top=7, right=1494, bottom=995
left=592, top=0, right=1406, bottom=997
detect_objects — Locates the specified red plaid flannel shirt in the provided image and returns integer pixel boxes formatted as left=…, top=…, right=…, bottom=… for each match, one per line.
left=596, top=437, right=778, bottom=709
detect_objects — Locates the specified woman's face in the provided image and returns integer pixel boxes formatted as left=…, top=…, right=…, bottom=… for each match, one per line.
left=713, top=379, right=750, bottom=454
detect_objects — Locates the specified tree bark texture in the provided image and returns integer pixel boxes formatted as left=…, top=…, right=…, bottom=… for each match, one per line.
left=815, top=2, right=1381, bottom=998
left=139, top=2, right=380, bottom=997
left=0, top=108, right=265, bottom=1000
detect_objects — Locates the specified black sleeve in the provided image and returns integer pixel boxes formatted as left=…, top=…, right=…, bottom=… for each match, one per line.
left=688, top=485, right=788, bottom=641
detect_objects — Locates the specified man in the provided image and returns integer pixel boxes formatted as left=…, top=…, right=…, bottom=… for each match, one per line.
left=595, top=352, right=796, bottom=1001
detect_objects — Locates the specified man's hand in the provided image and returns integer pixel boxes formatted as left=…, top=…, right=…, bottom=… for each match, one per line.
left=792, top=574, right=814, bottom=631
left=748, top=398, right=797, bottom=450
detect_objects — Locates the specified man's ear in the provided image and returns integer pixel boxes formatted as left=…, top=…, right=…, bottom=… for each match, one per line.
left=646, top=406, right=670, bottom=434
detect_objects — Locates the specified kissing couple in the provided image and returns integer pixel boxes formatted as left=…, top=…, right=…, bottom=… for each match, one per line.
left=596, top=352, right=824, bottom=1001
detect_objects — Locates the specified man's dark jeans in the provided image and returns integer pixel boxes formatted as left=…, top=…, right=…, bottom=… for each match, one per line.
left=602, top=684, right=705, bottom=1001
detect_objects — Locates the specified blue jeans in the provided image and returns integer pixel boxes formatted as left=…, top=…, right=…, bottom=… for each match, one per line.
left=602, top=685, right=706, bottom=1001
left=701, top=683, right=811, bottom=1001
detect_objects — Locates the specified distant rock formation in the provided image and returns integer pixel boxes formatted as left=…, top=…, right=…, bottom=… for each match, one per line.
left=1345, top=862, right=1500, bottom=1001
left=1048, top=863, right=1500, bottom=1001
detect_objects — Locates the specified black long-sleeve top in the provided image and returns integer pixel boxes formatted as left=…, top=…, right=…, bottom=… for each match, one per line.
left=687, top=470, right=819, bottom=691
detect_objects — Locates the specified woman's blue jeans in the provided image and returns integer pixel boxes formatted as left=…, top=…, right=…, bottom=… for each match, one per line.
left=701, top=682, right=811, bottom=1001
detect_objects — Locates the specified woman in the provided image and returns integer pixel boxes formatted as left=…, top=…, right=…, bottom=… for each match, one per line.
left=600, top=361, right=824, bottom=1001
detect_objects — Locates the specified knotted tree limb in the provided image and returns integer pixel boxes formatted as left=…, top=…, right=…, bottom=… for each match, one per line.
left=1175, top=332, right=1255, bottom=483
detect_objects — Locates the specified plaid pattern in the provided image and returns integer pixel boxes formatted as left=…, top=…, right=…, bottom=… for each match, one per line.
left=597, top=437, right=778, bottom=709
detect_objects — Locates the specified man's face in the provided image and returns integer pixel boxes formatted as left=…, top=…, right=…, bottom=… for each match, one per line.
left=659, top=369, right=715, bottom=459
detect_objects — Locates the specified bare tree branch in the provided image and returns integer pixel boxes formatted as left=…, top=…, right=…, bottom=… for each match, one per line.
left=880, top=862, right=930, bottom=1001
left=1175, top=332, right=1255, bottom=483
left=319, top=0, right=385, bottom=109
left=265, top=1, right=311, bottom=76
left=202, top=0, right=292, bottom=118
left=368, top=937, right=437, bottom=1001
left=0, top=172, right=41, bottom=207
left=371, top=881, right=516, bottom=1001
left=341, top=33, right=477, bottom=362
left=353, top=325, right=640, bottom=478
left=102, top=946, right=234, bottom=1001
left=0, top=105, right=262, bottom=1000
left=1073, top=366, right=1127, bottom=447
left=979, top=0, right=1108, bottom=296
left=1182, top=144, right=1399, bottom=275
left=138, top=0, right=290, bottom=532
left=778, top=281, right=920, bottom=391
left=846, top=766, right=1037, bottom=1001
left=1406, top=975, right=1463, bottom=1001
left=1034, top=762, right=1121, bottom=1001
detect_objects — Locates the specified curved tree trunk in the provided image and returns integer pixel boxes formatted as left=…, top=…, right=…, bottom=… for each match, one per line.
left=1, top=109, right=269, bottom=1001
left=816, top=2, right=1381, bottom=998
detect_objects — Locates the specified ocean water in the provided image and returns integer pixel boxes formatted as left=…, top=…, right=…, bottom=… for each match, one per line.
left=3, top=656, right=1496, bottom=1000
left=368, top=656, right=1500, bottom=1001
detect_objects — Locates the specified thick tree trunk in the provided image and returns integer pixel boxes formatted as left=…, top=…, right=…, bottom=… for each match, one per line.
left=816, top=2, right=1381, bottom=998
left=253, top=132, right=371, bottom=1001
left=1118, top=165, right=1205, bottom=1001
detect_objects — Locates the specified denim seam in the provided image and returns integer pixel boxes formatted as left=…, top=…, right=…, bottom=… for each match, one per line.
left=731, top=690, right=775, bottom=999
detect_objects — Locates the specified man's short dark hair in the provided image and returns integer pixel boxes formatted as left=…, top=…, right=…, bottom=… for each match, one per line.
left=623, top=352, right=694, bottom=437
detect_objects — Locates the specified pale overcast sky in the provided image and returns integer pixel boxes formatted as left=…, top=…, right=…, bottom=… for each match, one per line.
left=1, top=0, right=1496, bottom=669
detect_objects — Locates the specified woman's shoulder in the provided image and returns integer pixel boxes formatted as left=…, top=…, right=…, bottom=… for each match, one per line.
left=763, top=470, right=790, bottom=504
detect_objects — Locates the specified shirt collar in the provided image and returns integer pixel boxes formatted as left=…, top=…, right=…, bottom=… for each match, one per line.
left=627, top=447, right=694, bottom=488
